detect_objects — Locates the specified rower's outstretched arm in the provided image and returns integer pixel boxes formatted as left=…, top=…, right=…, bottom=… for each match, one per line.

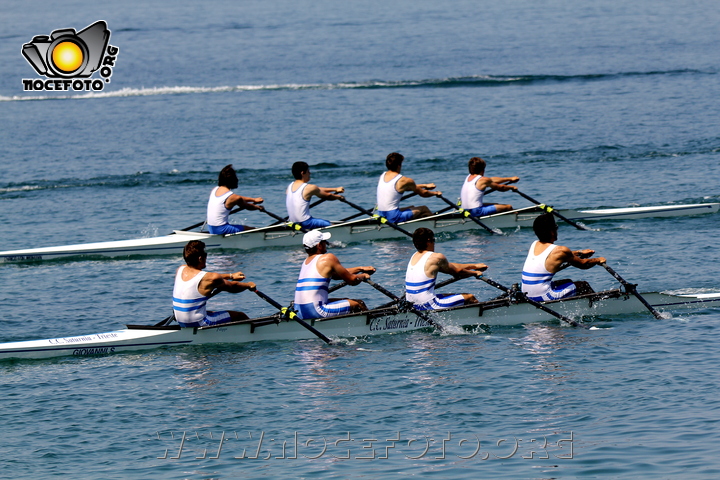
left=555, top=246, right=606, bottom=270
left=308, top=184, right=344, bottom=200
left=399, top=177, right=442, bottom=198
left=326, top=254, right=373, bottom=285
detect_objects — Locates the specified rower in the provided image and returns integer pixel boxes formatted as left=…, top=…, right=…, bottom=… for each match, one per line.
left=459, top=157, right=519, bottom=216
left=521, top=213, right=606, bottom=301
left=172, top=240, right=256, bottom=327
left=405, top=228, right=487, bottom=310
left=294, top=230, right=376, bottom=320
left=286, top=161, right=345, bottom=229
left=377, top=152, right=442, bottom=223
left=206, top=164, right=265, bottom=234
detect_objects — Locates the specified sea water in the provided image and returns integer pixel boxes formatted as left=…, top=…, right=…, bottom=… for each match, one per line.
left=1, top=0, right=719, bottom=478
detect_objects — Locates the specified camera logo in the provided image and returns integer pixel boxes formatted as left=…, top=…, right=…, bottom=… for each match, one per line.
left=22, top=20, right=119, bottom=92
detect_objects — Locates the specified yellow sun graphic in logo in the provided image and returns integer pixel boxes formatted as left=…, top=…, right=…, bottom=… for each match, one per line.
left=52, top=41, right=84, bottom=73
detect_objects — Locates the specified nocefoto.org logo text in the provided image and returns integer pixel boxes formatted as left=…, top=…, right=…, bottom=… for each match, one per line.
left=21, top=20, right=119, bottom=92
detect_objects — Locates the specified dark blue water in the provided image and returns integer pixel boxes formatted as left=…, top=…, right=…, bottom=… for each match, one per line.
left=1, top=0, right=719, bottom=478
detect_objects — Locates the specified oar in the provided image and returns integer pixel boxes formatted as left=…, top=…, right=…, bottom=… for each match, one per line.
left=435, top=194, right=499, bottom=234
left=177, top=204, right=307, bottom=234
left=479, top=179, right=514, bottom=197
left=259, top=208, right=308, bottom=233
left=328, top=281, right=348, bottom=294
left=177, top=211, right=245, bottom=233
left=339, top=193, right=419, bottom=222
left=252, top=289, right=334, bottom=344
left=273, top=198, right=329, bottom=224
left=476, top=276, right=585, bottom=328
left=513, top=190, right=590, bottom=231
left=362, top=278, right=444, bottom=332
left=376, top=275, right=466, bottom=309
left=338, top=198, right=414, bottom=238
left=601, top=263, right=664, bottom=319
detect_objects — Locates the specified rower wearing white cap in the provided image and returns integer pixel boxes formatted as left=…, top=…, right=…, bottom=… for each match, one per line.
left=293, top=230, right=376, bottom=320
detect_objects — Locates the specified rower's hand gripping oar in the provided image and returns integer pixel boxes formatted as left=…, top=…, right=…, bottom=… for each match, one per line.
left=435, top=194, right=500, bottom=235
left=513, top=189, right=591, bottom=231
left=252, top=288, right=334, bottom=344
left=601, top=263, right=664, bottom=319
left=338, top=198, right=414, bottom=238
left=477, top=276, right=586, bottom=328
left=362, top=278, right=444, bottom=332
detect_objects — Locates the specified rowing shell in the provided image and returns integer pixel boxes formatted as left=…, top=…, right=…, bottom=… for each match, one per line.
left=1, top=289, right=718, bottom=360
left=1, top=203, right=717, bottom=263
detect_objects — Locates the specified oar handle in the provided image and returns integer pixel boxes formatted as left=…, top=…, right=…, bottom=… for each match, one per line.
left=253, top=289, right=333, bottom=344
left=602, top=263, right=663, bottom=319
left=514, top=190, right=589, bottom=231
left=338, top=198, right=413, bottom=238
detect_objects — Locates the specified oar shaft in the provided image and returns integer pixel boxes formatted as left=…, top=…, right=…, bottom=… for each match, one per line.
left=375, top=276, right=464, bottom=309
left=261, top=208, right=308, bottom=233
left=477, top=276, right=582, bottom=327
left=602, top=264, right=663, bottom=319
left=514, top=190, right=589, bottom=231
left=436, top=194, right=497, bottom=234
left=253, top=289, right=333, bottom=344
left=339, top=199, right=413, bottom=238
left=328, top=281, right=348, bottom=294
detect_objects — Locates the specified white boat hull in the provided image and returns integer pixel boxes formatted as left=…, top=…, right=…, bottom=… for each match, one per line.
left=2, top=289, right=718, bottom=360
left=1, top=203, right=717, bottom=263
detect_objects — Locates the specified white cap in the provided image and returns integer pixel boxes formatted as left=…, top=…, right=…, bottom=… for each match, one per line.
left=303, top=230, right=331, bottom=248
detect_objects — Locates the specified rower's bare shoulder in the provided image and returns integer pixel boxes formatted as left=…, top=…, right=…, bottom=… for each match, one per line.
left=549, top=245, right=573, bottom=261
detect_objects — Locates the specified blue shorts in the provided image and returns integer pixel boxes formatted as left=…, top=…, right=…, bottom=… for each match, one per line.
left=413, top=294, right=466, bottom=311
left=377, top=209, right=414, bottom=224
left=525, top=281, right=577, bottom=302
left=466, top=205, right=497, bottom=217
left=299, top=217, right=332, bottom=229
left=177, top=310, right=232, bottom=328
left=295, top=300, right=351, bottom=320
left=208, top=223, right=245, bottom=235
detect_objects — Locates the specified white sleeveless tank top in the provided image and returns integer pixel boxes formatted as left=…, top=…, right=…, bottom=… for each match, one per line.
left=294, top=254, right=330, bottom=307
left=460, top=174, right=485, bottom=209
left=207, top=186, right=233, bottom=227
left=172, top=266, right=208, bottom=325
left=377, top=172, right=403, bottom=211
left=521, top=241, right=558, bottom=298
left=286, top=182, right=311, bottom=223
left=405, top=251, right=436, bottom=304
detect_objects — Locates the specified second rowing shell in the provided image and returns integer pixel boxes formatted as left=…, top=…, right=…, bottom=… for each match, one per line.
left=1, top=203, right=717, bottom=263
